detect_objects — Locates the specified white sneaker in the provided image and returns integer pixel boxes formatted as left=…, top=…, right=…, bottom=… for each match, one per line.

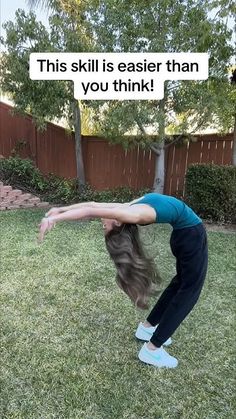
left=138, top=343, right=178, bottom=368
left=135, top=323, right=172, bottom=346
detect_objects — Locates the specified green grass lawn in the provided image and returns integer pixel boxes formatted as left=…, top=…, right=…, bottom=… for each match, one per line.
left=0, top=209, right=235, bottom=419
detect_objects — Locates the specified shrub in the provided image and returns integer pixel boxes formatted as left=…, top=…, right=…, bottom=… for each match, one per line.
left=0, top=156, right=47, bottom=193
left=185, top=164, right=236, bottom=223
left=42, top=174, right=77, bottom=204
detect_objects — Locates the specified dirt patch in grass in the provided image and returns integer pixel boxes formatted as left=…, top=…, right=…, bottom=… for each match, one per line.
left=205, top=222, right=236, bottom=233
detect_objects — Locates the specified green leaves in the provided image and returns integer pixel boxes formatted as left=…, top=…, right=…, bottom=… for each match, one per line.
left=27, top=0, right=58, bottom=10
left=185, top=164, right=236, bottom=223
left=76, top=0, right=234, bottom=141
left=0, top=7, right=86, bottom=130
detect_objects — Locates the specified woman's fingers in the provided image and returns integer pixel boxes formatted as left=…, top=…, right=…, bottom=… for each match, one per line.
left=38, top=218, right=55, bottom=243
left=47, top=221, right=55, bottom=232
left=38, top=220, right=47, bottom=243
left=38, top=223, right=46, bottom=243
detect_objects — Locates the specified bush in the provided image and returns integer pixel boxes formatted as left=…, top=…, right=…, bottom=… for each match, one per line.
left=185, top=164, right=236, bottom=223
left=0, top=157, right=150, bottom=205
left=0, top=156, right=47, bottom=193
left=42, top=174, right=77, bottom=204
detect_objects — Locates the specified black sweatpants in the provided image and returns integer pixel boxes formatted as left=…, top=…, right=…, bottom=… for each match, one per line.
left=147, top=223, right=208, bottom=347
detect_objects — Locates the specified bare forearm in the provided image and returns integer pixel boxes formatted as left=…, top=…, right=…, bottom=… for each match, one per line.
left=58, top=202, right=95, bottom=212
left=49, top=207, right=92, bottom=223
left=58, top=201, right=127, bottom=212
left=48, top=206, right=136, bottom=224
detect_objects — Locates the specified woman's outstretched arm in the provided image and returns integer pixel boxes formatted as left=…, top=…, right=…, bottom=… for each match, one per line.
left=38, top=203, right=155, bottom=243
left=45, top=201, right=128, bottom=217
left=45, top=197, right=144, bottom=217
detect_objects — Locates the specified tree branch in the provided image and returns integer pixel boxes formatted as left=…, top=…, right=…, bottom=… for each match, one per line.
left=134, top=115, right=147, bottom=135
left=150, top=145, right=161, bottom=155
left=164, top=115, right=209, bottom=149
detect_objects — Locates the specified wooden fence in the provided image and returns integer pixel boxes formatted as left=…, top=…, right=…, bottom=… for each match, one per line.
left=0, top=102, right=234, bottom=195
left=165, top=135, right=233, bottom=196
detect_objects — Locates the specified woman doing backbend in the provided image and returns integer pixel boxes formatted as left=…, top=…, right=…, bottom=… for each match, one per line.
left=39, top=193, right=208, bottom=368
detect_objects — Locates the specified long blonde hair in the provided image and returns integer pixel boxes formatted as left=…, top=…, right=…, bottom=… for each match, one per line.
left=105, top=223, right=161, bottom=309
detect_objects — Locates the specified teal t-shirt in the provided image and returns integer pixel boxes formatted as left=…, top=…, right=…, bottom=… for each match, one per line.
left=133, top=193, right=202, bottom=230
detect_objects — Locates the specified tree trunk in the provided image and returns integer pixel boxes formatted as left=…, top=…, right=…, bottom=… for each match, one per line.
left=73, top=99, right=86, bottom=188
left=153, top=98, right=165, bottom=193
left=233, top=114, right=236, bottom=166
left=153, top=147, right=165, bottom=193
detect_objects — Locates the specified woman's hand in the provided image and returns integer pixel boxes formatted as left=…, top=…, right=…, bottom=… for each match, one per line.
left=45, top=207, right=61, bottom=217
left=38, top=217, right=55, bottom=243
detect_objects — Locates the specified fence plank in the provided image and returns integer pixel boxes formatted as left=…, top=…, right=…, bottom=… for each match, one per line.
left=223, top=139, right=233, bottom=165
left=0, top=102, right=36, bottom=162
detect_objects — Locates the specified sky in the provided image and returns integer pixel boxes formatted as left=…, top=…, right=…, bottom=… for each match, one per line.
left=0, top=0, right=49, bottom=39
